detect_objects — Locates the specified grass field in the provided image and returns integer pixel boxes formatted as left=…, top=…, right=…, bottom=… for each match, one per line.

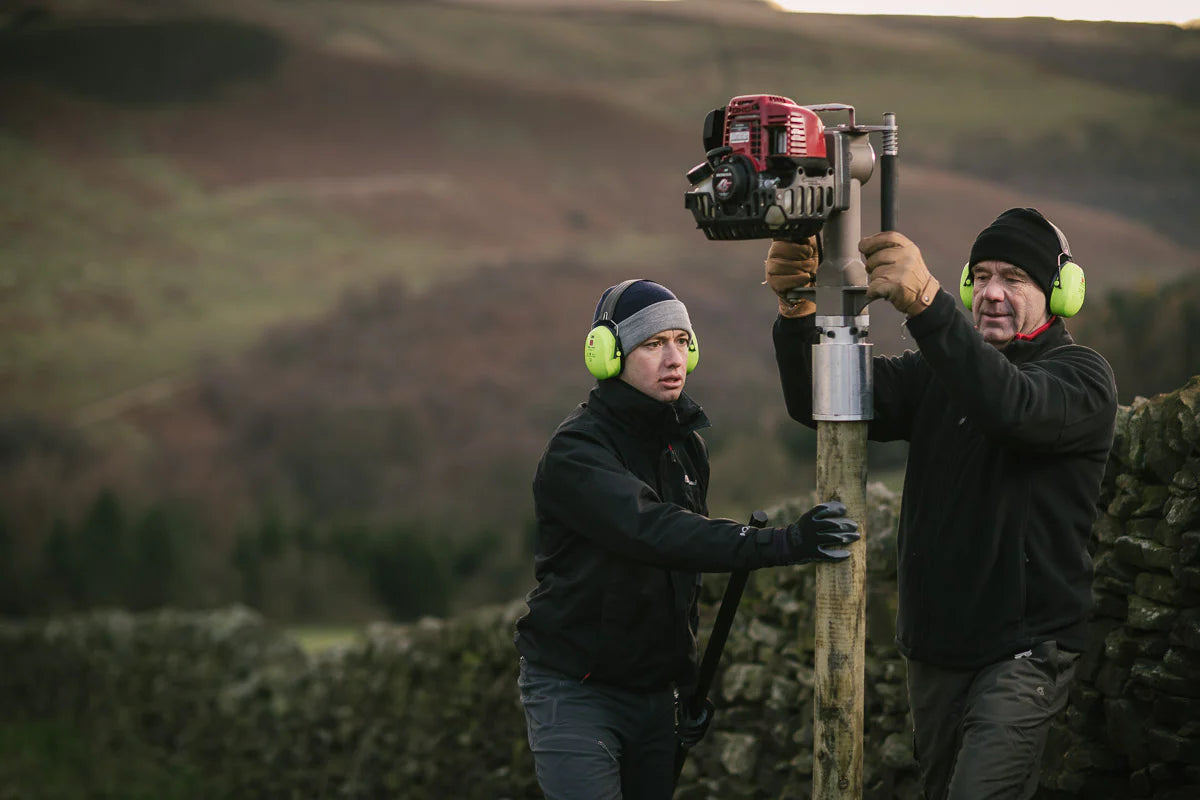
left=287, top=624, right=361, bottom=654
left=0, top=721, right=212, bottom=800
left=0, top=132, right=475, bottom=414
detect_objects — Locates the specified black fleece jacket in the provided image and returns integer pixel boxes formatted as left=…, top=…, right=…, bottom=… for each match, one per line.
left=515, top=378, right=782, bottom=692
left=774, top=290, right=1117, bottom=668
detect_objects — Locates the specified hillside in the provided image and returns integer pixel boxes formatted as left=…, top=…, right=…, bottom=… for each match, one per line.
left=1, top=0, right=1197, bottom=619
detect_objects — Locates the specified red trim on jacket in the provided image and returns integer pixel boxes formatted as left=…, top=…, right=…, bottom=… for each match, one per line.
left=1014, top=316, right=1057, bottom=341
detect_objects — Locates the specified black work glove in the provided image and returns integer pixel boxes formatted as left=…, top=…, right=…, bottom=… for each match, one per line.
left=676, top=696, right=715, bottom=749
left=764, top=501, right=859, bottom=565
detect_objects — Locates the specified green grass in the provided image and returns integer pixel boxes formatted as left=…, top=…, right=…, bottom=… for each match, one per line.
left=0, top=120, right=680, bottom=417
left=0, top=134, right=473, bottom=415
left=0, top=720, right=212, bottom=800
left=287, top=625, right=361, bottom=654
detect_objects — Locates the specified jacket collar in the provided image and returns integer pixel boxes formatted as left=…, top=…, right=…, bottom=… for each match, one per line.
left=588, top=378, right=710, bottom=440
left=1002, top=315, right=1073, bottom=364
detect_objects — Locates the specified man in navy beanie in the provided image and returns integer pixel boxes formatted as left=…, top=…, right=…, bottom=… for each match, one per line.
left=515, top=279, right=860, bottom=799
left=765, top=210, right=1117, bottom=799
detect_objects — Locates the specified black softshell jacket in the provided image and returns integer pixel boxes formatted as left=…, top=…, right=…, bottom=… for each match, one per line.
left=774, top=290, right=1117, bottom=668
left=515, top=378, right=775, bottom=692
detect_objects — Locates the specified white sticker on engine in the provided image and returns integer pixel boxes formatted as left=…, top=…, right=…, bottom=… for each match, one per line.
left=729, top=127, right=751, bottom=144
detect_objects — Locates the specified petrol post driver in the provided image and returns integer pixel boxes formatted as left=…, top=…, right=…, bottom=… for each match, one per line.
left=679, top=95, right=898, bottom=799
left=684, top=94, right=897, bottom=416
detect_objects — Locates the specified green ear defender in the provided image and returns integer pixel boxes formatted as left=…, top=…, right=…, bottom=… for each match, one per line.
left=959, top=212, right=1085, bottom=318
left=583, top=279, right=700, bottom=379
left=584, top=320, right=624, bottom=379
left=1043, top=214, right=1085, bottom=317
left=584, top=279, right=637, bottom=380
left=959, top=262, right=974, bottom=310
left=1048, top=259, right=1085, bottom=318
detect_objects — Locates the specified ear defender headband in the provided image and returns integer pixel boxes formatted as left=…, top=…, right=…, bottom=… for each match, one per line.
left=583, top=280, right=699, bottom=380
left=959, top=210, right=1086, bottom=318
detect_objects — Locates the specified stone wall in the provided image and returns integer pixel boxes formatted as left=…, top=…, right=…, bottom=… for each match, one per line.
left=1, top=376, right=1198, bottom=798
left=1038, top=375, right=1200, bottom=799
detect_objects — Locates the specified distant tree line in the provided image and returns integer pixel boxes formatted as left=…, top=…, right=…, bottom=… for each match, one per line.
left=1072, top=272, right=1200, bottom=404
left=0, top=488, right=508, bottom=622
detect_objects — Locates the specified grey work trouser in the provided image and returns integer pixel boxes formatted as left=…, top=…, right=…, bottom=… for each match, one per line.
left=517, top=657, right=677, bottom=800
left=907, top=640, right=1079, bottom=800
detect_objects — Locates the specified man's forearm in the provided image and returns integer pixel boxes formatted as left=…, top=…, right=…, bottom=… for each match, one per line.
left=772, top=313, right=820, bottom=427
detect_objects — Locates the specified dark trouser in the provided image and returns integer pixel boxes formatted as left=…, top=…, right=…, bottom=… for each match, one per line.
left=907, top=640, right=1079, bottom=800
left=517, top=657, right=678, bottom=800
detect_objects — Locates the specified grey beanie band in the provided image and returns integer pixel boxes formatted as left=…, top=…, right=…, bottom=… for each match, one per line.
left=593, top=279, right=695, bottom=355
left=617, top=299, right=693, bottom=354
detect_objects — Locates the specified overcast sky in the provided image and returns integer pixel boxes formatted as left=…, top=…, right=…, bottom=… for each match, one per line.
left=767, top=0, right=1195, bottom=24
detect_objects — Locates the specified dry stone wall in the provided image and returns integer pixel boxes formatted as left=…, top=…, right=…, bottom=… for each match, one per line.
left=2, top=376, right=1198, bottom=799
left=1038, top=375, right=1200, bottom=800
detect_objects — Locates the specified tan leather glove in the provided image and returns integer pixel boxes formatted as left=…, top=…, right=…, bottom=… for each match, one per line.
left=764, top=236, right=819, bottom=317
left=860, top=231, right=940, bottom=317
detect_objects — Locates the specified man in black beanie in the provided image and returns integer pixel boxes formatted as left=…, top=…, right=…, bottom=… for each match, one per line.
left=515, top=278, right=860, bottom=799
left=764, top=209, right=1117, bottom=799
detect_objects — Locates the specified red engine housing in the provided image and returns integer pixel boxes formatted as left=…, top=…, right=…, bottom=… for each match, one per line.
left=722, top=94, right=827, bottom=172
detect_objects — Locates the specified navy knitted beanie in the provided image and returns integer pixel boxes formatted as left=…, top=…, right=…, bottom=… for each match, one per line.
left=593, top=280, right=694, bottom=354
